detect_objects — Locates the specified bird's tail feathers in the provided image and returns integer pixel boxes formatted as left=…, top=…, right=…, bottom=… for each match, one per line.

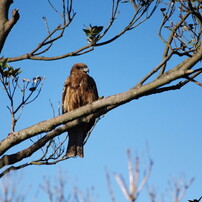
left=66, top=145, right=84, bottom=158
left=66, top=131, right=84, bottom=158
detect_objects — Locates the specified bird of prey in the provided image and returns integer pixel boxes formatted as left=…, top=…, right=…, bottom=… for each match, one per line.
left=62, top=63, right=98, bottom=158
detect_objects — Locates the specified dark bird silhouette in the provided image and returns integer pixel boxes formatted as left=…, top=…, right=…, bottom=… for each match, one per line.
left=62, top=63, right=98, bottom=158
left=188, top=196, right=202, bottom=202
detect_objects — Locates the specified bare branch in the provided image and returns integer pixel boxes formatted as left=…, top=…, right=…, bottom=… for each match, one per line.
left=158, top=0, right=202, bottom=76
left=0, top=43, right=201, bottom=171
left=114, top=173, right=130, bottom=200
left=113, top=149, right=153, bottom=202
left=0, top=64, right=45, bottom=132
left=96, top=0, right=160, bottom=47
left=169, top=175, right=194, bottom=202
left=0, top=0, right=202, bottom=176
left=7, top=0, right=159, bottom=62
left=106, top=169, right=116, bottom=202
left=0, top=171, right=29, bottom=201
left=0, top=163, right=29, bottom=178
left=147, top=186, right=156, bottom=202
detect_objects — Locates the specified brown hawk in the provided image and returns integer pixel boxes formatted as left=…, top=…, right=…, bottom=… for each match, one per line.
left=62, top=63, right=98, bottom=158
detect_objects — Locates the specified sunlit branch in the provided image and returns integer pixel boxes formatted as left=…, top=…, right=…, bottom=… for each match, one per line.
left=136, top=50, right=174, bottom=86
left=0, top=0, right=202, bottom=176
left=97, top=0, right=120, bottom=40
left=97, top=0, right=159, bottom=47
left=7, top=0, right=159, bottom=62
left=7, top=43, right=93, bottom=62
left=158, top=12, right=190, bottom=76
left=0, top=163, right=29, bottom=178
left=170, top=176, right=194, bottom=202
left=114, top=149, right=153, bottom=202
left=1, top=43, right=202, bottom=165
left=9, top=0, right=76, bottom=61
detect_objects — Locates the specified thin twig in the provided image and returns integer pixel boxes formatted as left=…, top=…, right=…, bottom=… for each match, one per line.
left=106, top=169, right=116, bottom=202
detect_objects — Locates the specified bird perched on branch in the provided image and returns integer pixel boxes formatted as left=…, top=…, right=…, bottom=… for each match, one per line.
left=62, top=63, right=98, bottom=158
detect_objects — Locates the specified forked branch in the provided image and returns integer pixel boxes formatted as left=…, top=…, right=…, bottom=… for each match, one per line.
left=7, top=0, right=159, bottom=62
left=113, top=149, right=153, bottom=202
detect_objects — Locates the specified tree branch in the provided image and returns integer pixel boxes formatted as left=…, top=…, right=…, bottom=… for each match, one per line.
left=0, top=163, right=29, bottom=178
left=0, top=0, right=19, bottom=53
left=0, top=44, right=201, bottom=170
left=6, top=0, right=159, bottom=62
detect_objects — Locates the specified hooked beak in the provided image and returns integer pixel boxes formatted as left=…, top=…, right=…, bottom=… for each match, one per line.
left=83, top=66, right=89, bottom=73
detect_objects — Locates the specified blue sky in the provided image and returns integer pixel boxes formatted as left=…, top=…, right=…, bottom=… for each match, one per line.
left=0, top=0, right=202, bottom=201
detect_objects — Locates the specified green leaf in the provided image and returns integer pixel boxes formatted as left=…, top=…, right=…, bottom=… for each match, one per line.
left=91, top=26, right=103, bottom=36
left=83, top=25, right=103, bottom=37
left=83, top=29, right=92, bottom=36
left=0, top=58, right=9, bottom=69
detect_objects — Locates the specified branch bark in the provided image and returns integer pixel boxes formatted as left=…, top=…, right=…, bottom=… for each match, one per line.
left=0, top=0, right=201, bottom=177
left=0, top=43, right=201, bottom=170
left=5, top=0, right=159, bottom=62
left=0, top=0, right=19, bottom=53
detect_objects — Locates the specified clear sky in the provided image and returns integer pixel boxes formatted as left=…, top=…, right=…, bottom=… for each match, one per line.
left=1, top=0, right=202, bottom=201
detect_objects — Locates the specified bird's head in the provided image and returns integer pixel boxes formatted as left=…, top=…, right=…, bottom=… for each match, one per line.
left=71, top=63, right=89, bottom=74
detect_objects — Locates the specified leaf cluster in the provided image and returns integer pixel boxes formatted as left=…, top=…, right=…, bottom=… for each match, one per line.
left=83, top=24, right=104, bottom=43
left=0, top=59, right=22, bottom=79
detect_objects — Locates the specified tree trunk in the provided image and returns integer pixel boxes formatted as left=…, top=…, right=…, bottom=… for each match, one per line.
left=0, top=0, right=19, bottom=53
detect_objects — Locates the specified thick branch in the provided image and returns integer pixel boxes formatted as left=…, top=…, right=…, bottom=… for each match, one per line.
left=1, top=44, right=201, bottom=167
left=0, top=0, right=12, bottom=22
left=0, top=122, right=73, bottom=168
left=0, top=109, right=107, bottom=168
left=0, top=0, right=19, bottom=53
